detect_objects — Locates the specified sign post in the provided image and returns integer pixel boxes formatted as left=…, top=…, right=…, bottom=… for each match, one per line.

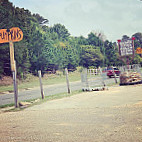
left=13, top=61, right=18, bottom=108
left=0, top=27, right=23, bottom=108
left=9, top=41, right=18, bottom=107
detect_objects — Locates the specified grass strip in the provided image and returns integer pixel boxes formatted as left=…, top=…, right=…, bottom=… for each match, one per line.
left=0, top=72, right=81, bottom=93
left=0, top=90, right=82, bottom=111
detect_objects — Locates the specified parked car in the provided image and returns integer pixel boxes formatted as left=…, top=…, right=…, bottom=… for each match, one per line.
left=107, top=67, right=120, bottom=78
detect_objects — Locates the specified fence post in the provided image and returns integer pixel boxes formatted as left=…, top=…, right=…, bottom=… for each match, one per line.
left=112, top=68, right=117, bottom=84
left=65, top=68, right=71, bottom=94
left=100, top=67, right=106, bottom=87
left=38, top=70, right=44, bottom=99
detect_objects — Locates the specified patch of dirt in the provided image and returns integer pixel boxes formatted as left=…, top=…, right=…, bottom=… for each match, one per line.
left=134, top=101, right=142, bottom=107
left=0, top=76, right=13, bottom=86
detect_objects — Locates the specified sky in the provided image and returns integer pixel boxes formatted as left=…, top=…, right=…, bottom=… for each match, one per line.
left=9, top=0, right=142, bottom=42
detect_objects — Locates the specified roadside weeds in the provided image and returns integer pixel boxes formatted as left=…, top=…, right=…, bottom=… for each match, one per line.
left=0, top=90, right=82, bottom=113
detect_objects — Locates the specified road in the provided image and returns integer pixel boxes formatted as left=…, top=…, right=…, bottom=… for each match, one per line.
left=0, top=84, right=142, bottom=142
left=0, top=77, right=118, bottom=106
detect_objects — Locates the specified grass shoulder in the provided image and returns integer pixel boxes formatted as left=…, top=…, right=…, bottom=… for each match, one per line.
left=0, top=71, right=81, bottom=94
left=0, top=90, right=82, bottom=111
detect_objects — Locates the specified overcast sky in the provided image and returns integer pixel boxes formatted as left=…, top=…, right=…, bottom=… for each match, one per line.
left=9, top=0, right=142, bottom=42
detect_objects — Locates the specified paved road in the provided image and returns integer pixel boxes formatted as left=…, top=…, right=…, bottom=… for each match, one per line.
left=0, top=77, right=118, bottom=105
left=0, top=84, right=142, bottom=142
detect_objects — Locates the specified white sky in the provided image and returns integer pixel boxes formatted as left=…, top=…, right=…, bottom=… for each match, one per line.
left=9, top=0, right=142, bottom=42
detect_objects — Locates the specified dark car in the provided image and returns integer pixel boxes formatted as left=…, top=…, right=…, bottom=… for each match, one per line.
left=107, top=67, right=120, bottom=78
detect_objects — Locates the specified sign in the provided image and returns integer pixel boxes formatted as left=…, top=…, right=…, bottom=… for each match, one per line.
left=0, top=27, right=23, bottom=43
left=117, top=38, right=135, bottom=57
left=117, top=37, right=135, bottom=69
left=136, top=47, right=142, bottom=54
left=0, top=28, right=23, bottom=108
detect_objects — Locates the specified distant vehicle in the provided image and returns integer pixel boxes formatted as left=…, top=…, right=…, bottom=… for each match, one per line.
left=107, top=67, right=120, bottom=78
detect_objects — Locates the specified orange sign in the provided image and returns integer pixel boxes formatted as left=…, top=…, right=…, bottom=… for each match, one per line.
left=0, top=27, right=23, bottom=43
left=136, top=47, right=142, bottom=54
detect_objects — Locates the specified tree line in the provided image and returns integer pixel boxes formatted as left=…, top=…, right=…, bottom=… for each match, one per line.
left=0, top=0, right=142, bottom=78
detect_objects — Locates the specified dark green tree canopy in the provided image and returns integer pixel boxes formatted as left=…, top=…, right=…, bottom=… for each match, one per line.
left=0, top=0, right=142, bottom=77
left=49, top=24, right=70, bottom=41
left=33, top=13, right=49, bottom=25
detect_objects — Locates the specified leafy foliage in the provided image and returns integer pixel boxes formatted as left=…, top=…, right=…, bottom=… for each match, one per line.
left=80, top=45, right=103, bottom=68
left=0, top=0, right=142, bottom=78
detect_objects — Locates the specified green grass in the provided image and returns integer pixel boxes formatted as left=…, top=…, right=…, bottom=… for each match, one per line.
left=0, top=71, right=81, bottom=93
left=36, top=89, right=82, bottom=104
left=0, top=103, right=15, bottom=109
left=0, top=90, right=82, bottom=110
left=0, top=86, right=14, bottom=93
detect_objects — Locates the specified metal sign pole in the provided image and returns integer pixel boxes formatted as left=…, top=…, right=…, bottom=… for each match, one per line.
left=12, top=61, right=18, bottom=108
left=9, top=41, right=18, bottom=107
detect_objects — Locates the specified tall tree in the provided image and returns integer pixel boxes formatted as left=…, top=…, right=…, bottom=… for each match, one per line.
left=133, top=32, right=142, bottom=49
left=80, top=45, right=103, bottom=68
left=49, top=24, right=70, bottom=41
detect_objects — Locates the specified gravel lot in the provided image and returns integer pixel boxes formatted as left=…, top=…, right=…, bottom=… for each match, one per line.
left=0, top=84, right=142, bottom=142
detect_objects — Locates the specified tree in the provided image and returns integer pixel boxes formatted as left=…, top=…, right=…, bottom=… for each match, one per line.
left=133, top=54, right=142, bottom=65
left=133, top=32, right=142, bottom=49
left=104, top=41, right=121, bottom=66
left=49, top=24, right=70, bottom=41
left=0, top=43, right=10, bottom=76
left=80, top=45, right=103, bottom=68
left=0, top=0, right=142, bottom=78
left=132, top=32, right=142, bottom=65
left=14, top=41, right=30, bottom=78
left=33, top=13, right=49, bottom=26
left=87, top=32, right=99, bottom=46
left=122, top=35, right=130, bottom=41
left=77, top=36, right=88, bottom=45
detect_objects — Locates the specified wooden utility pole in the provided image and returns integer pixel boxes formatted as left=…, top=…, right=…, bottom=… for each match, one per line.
left=65, top=68, right=71, bottom=94
left=9, top=41, right=18, bottom=107
left=12, top=62, right=18, bottom=108
left=38, top=70, right=44, bottom=99
left=9, top=41, right=15, bottom=72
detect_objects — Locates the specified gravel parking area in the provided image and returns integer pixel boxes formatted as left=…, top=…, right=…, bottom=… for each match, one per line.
left=0, top=84, right=142, bottom=142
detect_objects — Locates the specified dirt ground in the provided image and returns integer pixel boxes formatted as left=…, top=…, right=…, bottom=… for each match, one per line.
left=0, top=76, right=13, bottom=86
left=0, top=84, right=142, bottom=142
